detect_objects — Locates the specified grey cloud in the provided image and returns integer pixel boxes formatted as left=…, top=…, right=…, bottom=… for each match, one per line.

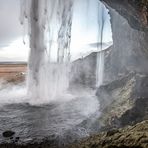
left=0, top=0, right=22, bottom=47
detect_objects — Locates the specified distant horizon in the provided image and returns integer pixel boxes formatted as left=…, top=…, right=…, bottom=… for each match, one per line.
left=0, top=61, right=27, bottom=64
left=0, top=0, right=112, bottom=62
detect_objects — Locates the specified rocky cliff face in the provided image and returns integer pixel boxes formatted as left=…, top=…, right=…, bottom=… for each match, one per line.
left=97, top=0, right=148, bottom=129
left=70, top=52, right=97, bottom=88
left=97, top=73, right=148, bottom=128
left=101, top=0, right=148, bottom=31
left=104, top=4, right=148, bottom=82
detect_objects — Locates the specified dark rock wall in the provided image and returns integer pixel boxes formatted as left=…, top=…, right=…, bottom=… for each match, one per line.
left=97, top=73, right=148, bottom=127
left=101, top=0, right=148, bottom=30
left=97, top=1, right=148, bottom=128
left=104, top=6, right=148, bottom=82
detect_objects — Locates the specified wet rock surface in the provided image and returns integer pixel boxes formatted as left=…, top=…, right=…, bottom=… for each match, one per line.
left=103, top=5, right=148, bottom=82
left=69, top=120, right=148, bottom=148
left=97, top=0, right=148, bottom=136
left=102, top=0, right=148, bottom=31
left=0, top=120, right=147, bottom=148
left=96, top=73, right=148, bottom=129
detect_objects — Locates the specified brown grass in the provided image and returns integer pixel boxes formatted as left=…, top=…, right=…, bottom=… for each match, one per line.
left=0, top=64, right=27, bottom=83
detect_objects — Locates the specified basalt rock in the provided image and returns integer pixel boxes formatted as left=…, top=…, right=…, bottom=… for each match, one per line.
left=101, top=0, right=148, bottom=31
left=96, top=72, right=148, bottom=129
left=103, top=5, right=148, bottom=82
left=2, top=131, right=15, bottom=138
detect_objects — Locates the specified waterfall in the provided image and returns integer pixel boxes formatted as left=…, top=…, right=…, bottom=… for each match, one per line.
left=96, top=2, right=106, bottom=87
left=19, top=0, right=111, bottom=103
left=20, top=0, right=73, bottom=103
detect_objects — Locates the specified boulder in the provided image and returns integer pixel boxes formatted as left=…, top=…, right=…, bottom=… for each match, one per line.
left=96, top=72, right=148, bottom=128
left=2, top=130, right=15, bottom=138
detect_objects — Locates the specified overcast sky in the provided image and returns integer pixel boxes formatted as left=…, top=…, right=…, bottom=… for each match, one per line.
left=0, top=0, right=112, bottom=62
left=0, top=0, right=22, bottom=45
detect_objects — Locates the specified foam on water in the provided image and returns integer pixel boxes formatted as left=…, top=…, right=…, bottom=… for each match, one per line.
left=0, top=82, right=100, bottom=142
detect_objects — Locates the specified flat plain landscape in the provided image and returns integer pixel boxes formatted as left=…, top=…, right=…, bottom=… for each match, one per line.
left=0, top=63, right=27, bottom=83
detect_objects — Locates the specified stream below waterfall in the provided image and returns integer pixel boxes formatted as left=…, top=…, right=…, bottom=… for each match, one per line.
left=0, top=84, right=100, bottom=144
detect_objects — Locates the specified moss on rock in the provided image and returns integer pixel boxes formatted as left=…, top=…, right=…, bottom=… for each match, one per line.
left=69, top=120, right=148, bottom=148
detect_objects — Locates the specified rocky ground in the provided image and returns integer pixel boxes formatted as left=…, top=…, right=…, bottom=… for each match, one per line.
left=0, top=120, right=147, bottom=148
left=69, top=120, right=148, bottom=148
left=96, top=72, right=148, bottom=129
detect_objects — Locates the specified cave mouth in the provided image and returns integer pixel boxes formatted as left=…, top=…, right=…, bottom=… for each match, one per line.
left=0, top=0, right=113, bottom=145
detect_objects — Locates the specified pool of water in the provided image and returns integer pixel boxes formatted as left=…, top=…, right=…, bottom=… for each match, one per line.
left=0, top=85, right=100, bottom=144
